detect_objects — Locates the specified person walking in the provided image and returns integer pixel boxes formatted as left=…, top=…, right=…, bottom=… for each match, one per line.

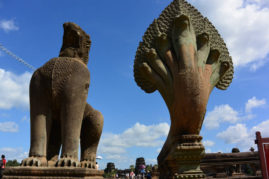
left=0, top=155, right=6, bottom=179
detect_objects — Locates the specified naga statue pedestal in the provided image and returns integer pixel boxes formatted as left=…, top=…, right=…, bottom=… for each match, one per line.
left=3, top=167, right=104, bottom=179
left=158, top=135, right=205, bottom=179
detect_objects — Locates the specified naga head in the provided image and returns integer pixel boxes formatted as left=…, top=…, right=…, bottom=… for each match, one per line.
left=134, top=0, right=234, bottom=134
left=59, top=22, right=91, bottom=65
left=134, top=0, right=234, bottom=104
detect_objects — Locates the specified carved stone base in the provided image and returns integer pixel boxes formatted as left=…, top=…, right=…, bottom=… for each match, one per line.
left=3, top=167, right=104, bottom=179
left=158, top=135, right=205, bottom=179
left=151, top=171, right=160, bottom=179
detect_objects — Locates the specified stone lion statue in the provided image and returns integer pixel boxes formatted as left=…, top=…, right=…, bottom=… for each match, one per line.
left=21, top=22, right=103, bottom=168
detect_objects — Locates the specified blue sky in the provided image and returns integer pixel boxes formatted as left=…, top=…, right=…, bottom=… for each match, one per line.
left=1, top=0, right=269, bottom=170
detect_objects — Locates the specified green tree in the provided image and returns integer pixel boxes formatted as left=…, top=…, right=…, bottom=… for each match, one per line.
left=6, top=160, right=20, bottom=167
left=146, top=164, right=152, bottom=172
left=130, top=165, right=135, bottom=171
left=103, top=169, right=117, bottom=178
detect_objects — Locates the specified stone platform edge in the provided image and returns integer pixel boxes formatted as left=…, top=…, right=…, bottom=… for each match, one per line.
left=3, top=167, right=104, bottom=179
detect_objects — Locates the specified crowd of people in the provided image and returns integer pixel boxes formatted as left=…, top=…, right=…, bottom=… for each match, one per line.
left=115, top=171, right=152, bottom=179
left=114, top=164, right=152, bottom=179
left=129, top=171, right=152, bottom=179
left=136, top=164, right=152, bottom=179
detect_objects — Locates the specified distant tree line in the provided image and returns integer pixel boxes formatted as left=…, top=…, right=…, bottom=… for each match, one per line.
left=6, top=160, right=20, bottom=167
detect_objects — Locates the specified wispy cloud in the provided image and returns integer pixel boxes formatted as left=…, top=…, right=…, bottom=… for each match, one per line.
left=146, top=158, right=157, bottom=165
left=217, top=123, right=249, bottom=145
left=203, top=140, right=215, bottom=147
left=0, top=69, right=31, bottom=110
left=204, top=104, right=241, bottom=129
left=0, top=19, right=19, bottom=32
left=98, top=122, right=169, bottom=161
left=245, top=96, right=266, bottom=113
left=0, top=147, right=28, bottom=162
left=216, top=120, right=269, bottom=151
left=0, top=121, right=19, bottom=132
left=21, top=116, right=29, bottom=122
left=189, top=0, right=269, bottom=70
left=204, top=96, right=264, bottom=130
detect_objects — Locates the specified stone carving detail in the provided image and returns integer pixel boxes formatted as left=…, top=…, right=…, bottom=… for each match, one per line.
left=133, top=0, right=233, bottom=178
left=21, top=22, right=103, bottom=168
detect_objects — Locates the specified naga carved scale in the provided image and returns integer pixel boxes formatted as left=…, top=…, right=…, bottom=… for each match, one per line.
left=133, top=0, right=233, bottom=178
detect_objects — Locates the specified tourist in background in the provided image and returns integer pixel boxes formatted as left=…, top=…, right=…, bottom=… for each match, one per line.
left=0, top=154, right=6, bottom=179
left=146, top=171, right=152, bottom=179
left=96, top=162, right=99, bottom=170
left=0, top=155, right=6, bottom=169
left=130, top=170, right=135, bottom=179
left=140, top=166, right=146, bottom=178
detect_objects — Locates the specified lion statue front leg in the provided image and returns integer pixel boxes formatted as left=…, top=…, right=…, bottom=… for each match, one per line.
left=55, top=66, right=90, bottom=167
left=21, top=70, right=51, bottom=167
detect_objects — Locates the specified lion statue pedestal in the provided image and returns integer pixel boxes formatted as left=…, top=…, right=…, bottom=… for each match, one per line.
left=3, top=167, right=104, bottom=179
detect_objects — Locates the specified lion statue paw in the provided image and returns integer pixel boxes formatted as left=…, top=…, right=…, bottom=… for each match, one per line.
left=21, top=156, right=47, bottom=167
left=80, top=160, right=96, bottom=169
left=56, top=157, right=80, bottom=167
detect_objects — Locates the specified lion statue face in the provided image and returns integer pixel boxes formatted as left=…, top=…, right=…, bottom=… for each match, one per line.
left=59, top=22, right=91, bottom=65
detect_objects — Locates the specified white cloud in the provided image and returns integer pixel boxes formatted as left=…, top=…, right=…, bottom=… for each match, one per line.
left=0, top=69, right=31, bottom=110
left=0, top=147, right=28, bottom=162
left=99, top=145, right=126, bottom=155
left=0, top=122, right=18, bottom=132
left=0, top=19, right=19, bottom=32
left=217, top=123, right=249, bottom=144
left=146, top=158, right=157, bottom=165
left=121, top=122, right=169, bottom=147
left=245, top=96, right=266, bottom=113
left=216, top=120, right=269, bottom=151
left=250, top=60, right=266, bottom=71
left=251, top=120, right=269, bottom=137
left=204, top=96, right=263, bottom=130
left=204, top=104, right=240, bottom=129
left=203, top=140, right=215, bottom=147
left=105, top=154, right=128, bottom=161
left=98, top=122, right=169, bottom=159
left=189, top=0, right=269, bottom=70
